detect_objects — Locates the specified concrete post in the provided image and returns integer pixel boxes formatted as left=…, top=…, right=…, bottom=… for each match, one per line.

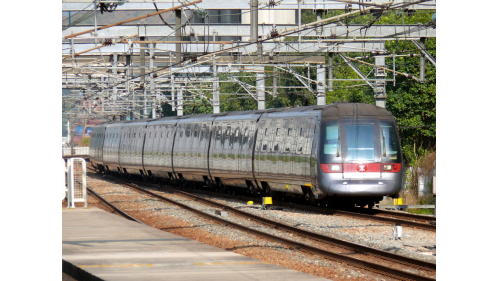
left=171, top=74, right=176, bottom=111
left=250, top=0, right=258, bottom=43
left=315, top=10, right=323, bottom=35
left=419, top=37, right=426, bottom=83
left=273, top=66, right=278, bottom=97
left=177, top=87, right=183, bottom=116
left=374, top=55, right=387, bottom=108
left=150, top=44, right=156, bottom=118
left=175, top=10, right=182, bottom=63
left=112, top=53, right=117, bottom=102
left=256, top=67, right=266, bottom=110
left=213, top=59, right=220, bottom=113
left=298, top=0, right=301, bottom=47
left=316, top=64, right=326, bottom=105
left=140, top=37, right=146, bottom=118
left=328, top=52, right=333, bottom=91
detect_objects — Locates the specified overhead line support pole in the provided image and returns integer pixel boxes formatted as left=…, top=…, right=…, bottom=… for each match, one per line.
left=140, top=36, right=146, bottom=118
left=175, top=9, right=182, bottom=64
left=213, top=57, right=220, bottom=114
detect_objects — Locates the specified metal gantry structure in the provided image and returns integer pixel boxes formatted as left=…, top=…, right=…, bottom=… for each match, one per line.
left=62, top=0, right=436, bottom=126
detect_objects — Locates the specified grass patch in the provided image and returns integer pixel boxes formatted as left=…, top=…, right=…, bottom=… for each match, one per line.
left=407, top=208, right=435, bottom=215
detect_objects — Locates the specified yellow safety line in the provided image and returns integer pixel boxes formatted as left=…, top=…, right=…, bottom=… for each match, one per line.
left=79, top=264, right=153, bottom=268
left=195, top=261, right=268, bottom=266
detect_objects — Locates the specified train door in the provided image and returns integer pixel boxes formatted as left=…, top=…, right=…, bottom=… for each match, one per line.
left=341, top=117, right=381, bottom=179
left=212, top=124, right=223, bottom=173
left=274, top=119, right=283, bottom=176
left=231, top=122, right=242, bottom=174
left=239, top=122, right=251, bottom=176
left=158, top=125, right=167, bottom=168
left=303, top=118, right=315, bottom=179
left=259, top=121, right=272, bottom=177
left=222, top=123, right=232, bottom=173
left=282, top=119, right=292, bottom=176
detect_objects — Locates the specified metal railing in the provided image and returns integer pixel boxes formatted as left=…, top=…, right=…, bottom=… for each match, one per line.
left=66, top=158, right=87, bottom=208
left=62, top=147, right=89, bottom=156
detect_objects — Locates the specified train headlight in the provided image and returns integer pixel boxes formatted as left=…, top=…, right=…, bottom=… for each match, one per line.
left=382, top=163, right=401, bottom=172
left=320, top=164, right=342, bottom=173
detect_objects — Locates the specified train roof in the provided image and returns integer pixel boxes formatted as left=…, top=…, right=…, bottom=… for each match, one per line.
left=93, top=103, right=392, bottom=127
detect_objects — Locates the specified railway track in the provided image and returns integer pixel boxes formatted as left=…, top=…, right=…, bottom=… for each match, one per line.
left=167, top=185, right=436, bottom=231
left=88, top=168, right=435, bottom=281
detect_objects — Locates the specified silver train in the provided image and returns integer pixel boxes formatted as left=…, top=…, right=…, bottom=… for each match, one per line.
left=89, top=103, right=403, bottom=207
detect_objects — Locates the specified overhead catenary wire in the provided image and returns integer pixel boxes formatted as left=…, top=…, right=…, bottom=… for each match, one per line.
left=63, top=0, right=433, bottom=120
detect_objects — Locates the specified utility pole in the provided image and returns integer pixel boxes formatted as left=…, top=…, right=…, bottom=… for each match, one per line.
left=150, top=43, right=156, bottom=118
left=374, top=55, right=387, bottom=108
left=316, top=64, right=326, bottom=105
left=298, top=0, right=301, bottom=48
left=315, top=9, right=323, bottom=35
left=273, top=66, right=278, bottom=97
left=177, top=86, right=184, bottom=116
left=250, top=0, right=262, bottom=57
left=419, top=37, right=426, bottom=83
left=213, top=57, right=220, bottom=113
left=328, top=52, right=333, bottom=92
left=112, top=53, right=117, bottom=117
left=256, top=66, right=265, bottom=110
left=175, top=10, right=182, bottom=64
left=126, top=54, right=133, bottom=120
left=140, top=36, right=146, bottom=118
left=250, top=0, right=258, bottom=43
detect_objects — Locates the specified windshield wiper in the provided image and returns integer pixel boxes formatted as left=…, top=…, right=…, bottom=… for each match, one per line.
left=382, top=131, right=387, bottom=157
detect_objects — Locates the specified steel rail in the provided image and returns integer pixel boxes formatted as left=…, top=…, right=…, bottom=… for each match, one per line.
left=168, top=185, right=436, bottom=231
left=349, top=208, right=436, bottom=222
left=87, top=187, right=145, bottom=225
left=104, top=177, right=435, bottom=281
left=288, top=204, right=436, bottom=231
left=161, top=185, right=436, bottom=271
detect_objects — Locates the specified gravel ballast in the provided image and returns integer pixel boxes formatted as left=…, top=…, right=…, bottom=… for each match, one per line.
left=67, top=170, right=436, bottom=280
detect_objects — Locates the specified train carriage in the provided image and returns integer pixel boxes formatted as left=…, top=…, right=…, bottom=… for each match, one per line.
left=142, top=117, right=178, bottom=180
left=89, top=103, right=403, bottom=208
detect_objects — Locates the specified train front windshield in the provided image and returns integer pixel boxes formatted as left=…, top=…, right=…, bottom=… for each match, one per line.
left=320, top=118, right=401, bottom=163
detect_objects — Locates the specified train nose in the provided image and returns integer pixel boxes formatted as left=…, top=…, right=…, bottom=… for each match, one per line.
left=328, top=180, right=399, bottom=196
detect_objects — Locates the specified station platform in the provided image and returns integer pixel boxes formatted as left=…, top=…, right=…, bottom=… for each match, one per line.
left=62, top=208, right=327, bottom=281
